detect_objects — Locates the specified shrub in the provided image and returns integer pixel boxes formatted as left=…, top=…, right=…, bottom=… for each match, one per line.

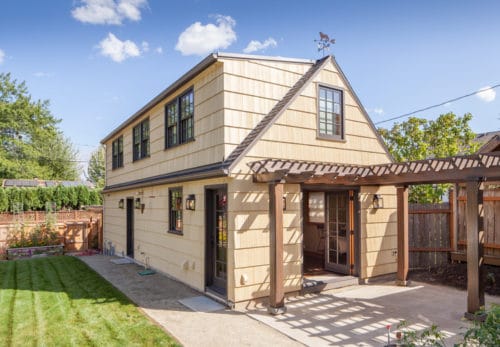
left=7, top=222, right=60, bottom=248
left=460, top=304, right=500, bottom=346
left=0, top=186, right=101, bottom=212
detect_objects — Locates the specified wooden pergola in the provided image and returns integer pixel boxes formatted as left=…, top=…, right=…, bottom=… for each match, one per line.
left=249, top=152, right=500, bottom=316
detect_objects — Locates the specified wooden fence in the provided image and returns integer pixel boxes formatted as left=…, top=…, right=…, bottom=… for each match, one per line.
left=0, top=208, right=103, bottom=257
left=409, top=196, right=453, bottom=269
left=409, top=187, right=500, bottom=269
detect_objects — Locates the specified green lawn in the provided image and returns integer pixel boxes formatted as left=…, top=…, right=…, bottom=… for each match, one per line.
left=0, top=256, right=179, bottom=347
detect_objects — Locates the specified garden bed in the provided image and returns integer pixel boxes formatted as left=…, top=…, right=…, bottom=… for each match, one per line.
left=7, top=244, right=64, bottom=260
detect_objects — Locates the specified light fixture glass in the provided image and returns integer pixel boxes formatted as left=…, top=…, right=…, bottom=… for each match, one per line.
left=186, top=194, right=196, bottom=210
left=373, top=194, right=384, bottom=209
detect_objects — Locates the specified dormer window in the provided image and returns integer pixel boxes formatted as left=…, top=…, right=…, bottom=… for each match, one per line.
left=318, top=86, right=344, bottom=140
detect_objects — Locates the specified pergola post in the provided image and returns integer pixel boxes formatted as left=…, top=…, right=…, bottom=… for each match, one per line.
left=396, top=186, right=409, bottom=286
left=268, top=182, right=286, bottom=315
left=465, top=181, right=485, bottom=317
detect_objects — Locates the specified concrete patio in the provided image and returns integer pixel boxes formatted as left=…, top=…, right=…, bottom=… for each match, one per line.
left=80, top=255, right=500, bottom=346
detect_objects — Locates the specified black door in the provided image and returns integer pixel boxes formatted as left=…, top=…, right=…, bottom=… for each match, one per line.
left=126, top=198, right=134, bottom=258
left=205, top=186, right=228, bottom=296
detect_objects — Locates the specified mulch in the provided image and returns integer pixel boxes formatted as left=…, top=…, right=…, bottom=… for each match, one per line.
left=409, top=263, right=500, bottom=296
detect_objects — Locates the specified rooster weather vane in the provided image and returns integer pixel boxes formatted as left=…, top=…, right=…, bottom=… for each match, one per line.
left=315, top=32, right=335, bottom=56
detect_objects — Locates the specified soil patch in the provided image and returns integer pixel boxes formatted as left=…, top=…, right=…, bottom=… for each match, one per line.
left=409, top=263, right=500, bottom=296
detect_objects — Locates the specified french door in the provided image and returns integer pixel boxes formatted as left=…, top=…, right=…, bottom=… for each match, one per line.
left=325, top=191, right=354, bottom=274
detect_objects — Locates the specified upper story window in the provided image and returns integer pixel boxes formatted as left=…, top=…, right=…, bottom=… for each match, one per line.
left=165, top=89, right=194, bottom=148
left=112, top=136, right=123, bottom=169
left=168, top=187, right=183, bottom=235
left=133, top=118, right=150, bottom=161
left=318, top=86, right=344, bottom=140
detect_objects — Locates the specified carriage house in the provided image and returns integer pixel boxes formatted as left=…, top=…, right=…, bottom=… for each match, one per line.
left=101, top=53, right=398, bottom=308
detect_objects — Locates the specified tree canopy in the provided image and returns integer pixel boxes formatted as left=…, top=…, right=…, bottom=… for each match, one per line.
left=378, top=112, right=479, bottom=203
left=0, top=72, right=79, bottom=180
left=87, top=146, right=105, bottom=189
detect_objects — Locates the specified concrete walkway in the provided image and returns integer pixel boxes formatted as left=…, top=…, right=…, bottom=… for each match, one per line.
left=80, top=255, right=301, bottom=347
left=80, top=255, right=500, bottom=346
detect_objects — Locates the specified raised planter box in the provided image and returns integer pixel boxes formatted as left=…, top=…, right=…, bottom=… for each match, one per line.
left=7, top=244, right=64, bottom=260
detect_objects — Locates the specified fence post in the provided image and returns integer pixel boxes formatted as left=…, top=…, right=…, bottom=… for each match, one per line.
left=450, top=186, right=458, bottom=252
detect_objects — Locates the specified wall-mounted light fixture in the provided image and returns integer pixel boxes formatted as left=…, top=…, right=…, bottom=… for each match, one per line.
left=373, top=194, right=384, bottom=209
left=185, top=194, right=196, bottom=210
left=135, top=198, right=141, bottom=209
left=118, top=199, right=124, bottom=209
left=282, top=196, right=287, bottom=211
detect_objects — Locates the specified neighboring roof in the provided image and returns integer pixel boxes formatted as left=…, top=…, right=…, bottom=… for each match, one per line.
left=2, top=179, right=94, bottom=188
left=101, top=52, right=316, bottom=144
left=249, top=152, right=500, bottom=186
left=476, top=131, right=500, bottom=153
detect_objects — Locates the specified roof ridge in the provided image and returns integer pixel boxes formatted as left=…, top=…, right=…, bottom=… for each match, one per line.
left=222, top=56, right=331, bottom=171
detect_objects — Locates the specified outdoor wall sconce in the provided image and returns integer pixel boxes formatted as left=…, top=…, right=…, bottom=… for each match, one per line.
left=373, top=194, right=384, bottom=209
left=118, top=199, right=124, bottom=209
left=185, top=195, right=196, bottom=210
left=135, top=198, right=141, bottom=209
left=282, top=196, right=287, bottom=211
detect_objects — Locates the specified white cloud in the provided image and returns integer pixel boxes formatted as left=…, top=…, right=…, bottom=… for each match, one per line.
left=34, top=72, right=51, bottom=78
left=477, top=86, right=496, bottom=103
left=72, top=0, right=148, bottom=25
left=175, top=15, right=236, bottom=56
left=0, top=49, right=5, bottom=64
left=155, top=46, right=163, bottom=54
left=141, top=41, right=149, bottom=52
left=373, top=107, right=384, bottom=115
left=98, top=33, right=141, bottom=62
left=243, top=37, right=277, bottom=53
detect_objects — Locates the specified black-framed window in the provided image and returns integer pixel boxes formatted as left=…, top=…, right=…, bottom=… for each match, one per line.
left=112, top=136, right=123, bottom=169
left=133, top=118, right=150, bottom=161
left=165, top=89, right=194, bottom=148
left=168, top=187, right=183, bottom=234
left=318, top=86, right=343, bottom=139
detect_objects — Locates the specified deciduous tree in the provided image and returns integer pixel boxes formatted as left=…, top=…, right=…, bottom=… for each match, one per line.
left=378, top=113, right=479, bottom=203
left=0, top=72, right=79, bottom=179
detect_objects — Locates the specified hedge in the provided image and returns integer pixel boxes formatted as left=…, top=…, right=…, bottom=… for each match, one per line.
left=0, top=186, right=102, bottom=212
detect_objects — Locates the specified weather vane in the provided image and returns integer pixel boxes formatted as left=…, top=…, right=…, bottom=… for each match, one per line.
left=315, top=32, right=335, bottom=57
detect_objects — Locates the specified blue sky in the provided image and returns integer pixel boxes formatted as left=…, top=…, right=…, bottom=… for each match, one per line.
left=1, top=0, right=499, bottom=174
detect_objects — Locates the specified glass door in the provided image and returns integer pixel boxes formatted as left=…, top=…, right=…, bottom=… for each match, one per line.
left=325, top=191, right=350, bottom=274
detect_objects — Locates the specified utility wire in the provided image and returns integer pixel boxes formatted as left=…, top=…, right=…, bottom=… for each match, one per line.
left=374, top=84, right=500, bottom=125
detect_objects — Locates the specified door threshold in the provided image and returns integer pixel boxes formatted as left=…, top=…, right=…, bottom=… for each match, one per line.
left=302, top=274, right=359, bottom=294
left=204, top=288, right=232, bottom=308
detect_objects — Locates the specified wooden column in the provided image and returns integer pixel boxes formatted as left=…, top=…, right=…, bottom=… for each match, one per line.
left=396, top=186, right=409, bottom=286
left=465, top=181, right=485, bottom=316
left=451, top=184, right=459, bottom=251
left=268, top=182, right=286, bottom=315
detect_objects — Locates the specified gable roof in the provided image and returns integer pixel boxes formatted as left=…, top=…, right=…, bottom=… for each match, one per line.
left=102, top=53, right=392, bottom=192
left=221, top=55, right=330, bottom=171
left=221, top=55, right=393, bottom=171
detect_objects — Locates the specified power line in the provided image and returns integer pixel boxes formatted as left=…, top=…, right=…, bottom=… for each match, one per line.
left=374, top=84, right=500, bottom=125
